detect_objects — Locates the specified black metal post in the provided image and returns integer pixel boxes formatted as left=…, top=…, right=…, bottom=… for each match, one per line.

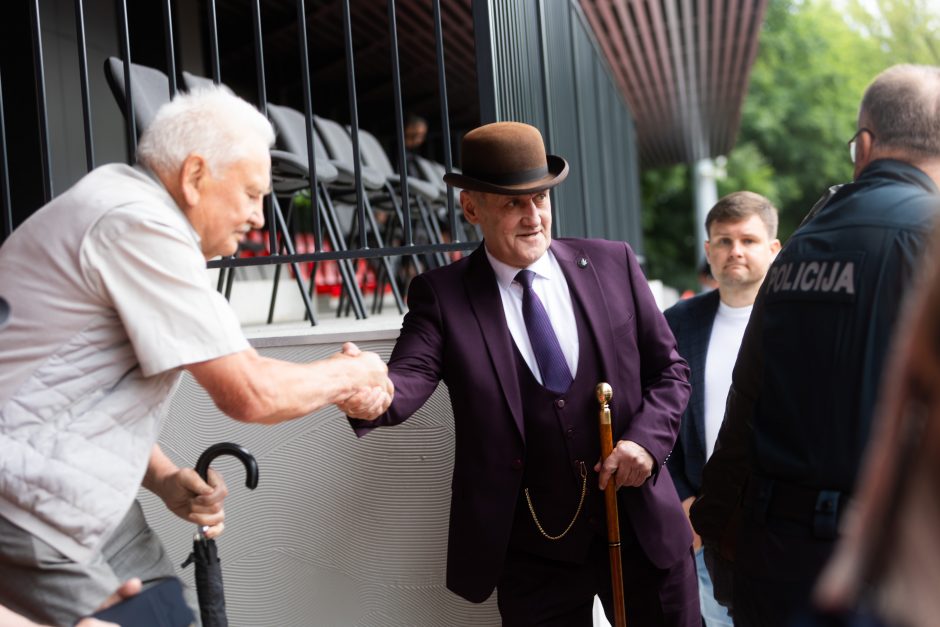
left=387, top=0, right=413, bottom=247
left=295, top=0, right=367, bottom=320
left=206, top=0, right=221, bottom=83
left=295, top=0, right=321, bottom=251
left=340, top=0, right=367, bottom=250
left=250, top=0, right=316, bottom=325
left=0, top=70, right=11, bottom=241
left=162, top=0, right=178, bottom=97
left=29, top=0, right=53, bottom=201
left=205, top=0, right=228, bottom=295
left=249, top=0, right=276, bottom=257
left=433, top=0, right=457, bottom=241
left=73, top=0, right=95, bottom=171
left=116, top=0, right=137, bottom=162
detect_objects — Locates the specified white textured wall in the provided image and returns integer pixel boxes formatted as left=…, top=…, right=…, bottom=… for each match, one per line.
left=138, top=332, right=500, bottom=627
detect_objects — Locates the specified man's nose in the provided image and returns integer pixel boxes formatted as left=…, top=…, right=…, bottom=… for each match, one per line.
left=520, top=199, right=540, bottom=221
left=248, top=209, right=265, bottom=229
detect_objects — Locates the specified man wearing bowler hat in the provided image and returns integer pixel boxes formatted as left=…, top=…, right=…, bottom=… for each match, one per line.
left=348, top=121, right=699, bottom=625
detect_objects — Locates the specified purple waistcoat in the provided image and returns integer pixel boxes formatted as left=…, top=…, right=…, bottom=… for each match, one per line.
left=509, top=296, right=608, bottom=562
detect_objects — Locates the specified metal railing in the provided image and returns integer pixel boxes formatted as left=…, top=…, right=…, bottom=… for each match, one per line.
left=2, top=0, right=479, bottom=325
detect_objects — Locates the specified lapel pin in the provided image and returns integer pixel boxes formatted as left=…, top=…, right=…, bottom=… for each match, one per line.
left=577, top=257, right=588, bottom=269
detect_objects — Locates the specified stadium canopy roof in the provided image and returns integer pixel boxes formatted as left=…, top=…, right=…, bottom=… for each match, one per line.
left=580, top=0, right=768, bottom=166
left=213, top=0, right=767, bottom=167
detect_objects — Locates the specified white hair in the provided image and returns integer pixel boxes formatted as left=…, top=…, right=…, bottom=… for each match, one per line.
left=137, top=85, right=275, bottom=175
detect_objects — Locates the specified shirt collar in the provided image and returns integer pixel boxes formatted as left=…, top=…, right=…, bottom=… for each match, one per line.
left=133, top=163, right=203, bottom=247
left=484, top=245, right=556, bottom=290
left=853, top=158, right=939, bottom=195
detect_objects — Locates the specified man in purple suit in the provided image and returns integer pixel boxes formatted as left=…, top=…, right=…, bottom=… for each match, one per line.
left=350, top=122, right=699, bottom=626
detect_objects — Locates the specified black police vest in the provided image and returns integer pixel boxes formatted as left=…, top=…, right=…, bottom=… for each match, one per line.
left=754, top=160, right=938, bottom=492
left=508, top=296, right=607, bottom=563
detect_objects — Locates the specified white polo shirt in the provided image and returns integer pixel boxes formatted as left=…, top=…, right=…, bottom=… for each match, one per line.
left=0, top=164, right=248, bottom=562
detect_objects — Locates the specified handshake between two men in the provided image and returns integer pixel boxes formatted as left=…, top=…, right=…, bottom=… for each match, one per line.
left=332, top=342, right=395, bottom=420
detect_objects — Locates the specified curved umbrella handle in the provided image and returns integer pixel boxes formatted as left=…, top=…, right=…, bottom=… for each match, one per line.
left=195, top=442, right=259, bottom=490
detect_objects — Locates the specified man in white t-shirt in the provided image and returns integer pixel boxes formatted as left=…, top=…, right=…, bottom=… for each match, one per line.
left=0, top=86, right=393, bottom=626
left=664, top=191, right=781, bottom=625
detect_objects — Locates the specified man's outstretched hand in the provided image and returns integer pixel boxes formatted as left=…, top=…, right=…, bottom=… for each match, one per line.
left=336, top=342, right=394, bottom=419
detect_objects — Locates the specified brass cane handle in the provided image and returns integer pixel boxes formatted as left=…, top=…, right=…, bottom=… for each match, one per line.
left=596, top=381, right=615, bottom=469
left=596, top=382, right=612, bottom=426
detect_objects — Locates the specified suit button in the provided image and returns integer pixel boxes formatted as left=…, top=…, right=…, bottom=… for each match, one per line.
left=555, top=399, right=565, bottom=409
left=511, top=459, right=523, bottom=471
left=566, top=428, right=574, bottom=438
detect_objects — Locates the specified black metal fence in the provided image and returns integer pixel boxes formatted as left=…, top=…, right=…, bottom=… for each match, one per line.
left=473, top=0, right=643, bottom=254
left=1, top=0, right=646, bottom=325
left=1, top=0, right=480, bottom=325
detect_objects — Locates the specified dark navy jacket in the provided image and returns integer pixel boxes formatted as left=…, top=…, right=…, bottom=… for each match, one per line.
left=664, top=288, right=721, bottom=501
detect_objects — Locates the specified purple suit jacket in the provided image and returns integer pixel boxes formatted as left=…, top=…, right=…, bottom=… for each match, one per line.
left=351, top=238, right=691, bottom=603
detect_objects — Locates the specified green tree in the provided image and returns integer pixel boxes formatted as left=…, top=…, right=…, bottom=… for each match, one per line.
left=641, top=141, right=781, bottom=293
left=717, top=141, right=780, bottom=206
left=844, top=0, right=940, bottom=65
left=733, top=0, right=883, bottom=238
left=641, top=163, right=697, bottom=292
left=641, top=0, right=936, bottom=288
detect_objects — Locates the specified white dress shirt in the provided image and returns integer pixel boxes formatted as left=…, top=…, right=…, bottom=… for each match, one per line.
left=486, top=247, right=579, bottom=385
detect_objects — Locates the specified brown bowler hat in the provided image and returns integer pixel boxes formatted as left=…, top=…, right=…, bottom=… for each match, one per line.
left=444, top=122, right=569, bottom=194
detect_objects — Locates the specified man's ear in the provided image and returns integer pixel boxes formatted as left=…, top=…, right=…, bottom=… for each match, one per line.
left=703, top=239, right=712, bottom=265
left=853, top=130, right=875, bottom=179
left=461, top=190, right=479, bottom=224
left=180, top=154, right=209, bottom=208
left=770, top=239, right=782, bottom=256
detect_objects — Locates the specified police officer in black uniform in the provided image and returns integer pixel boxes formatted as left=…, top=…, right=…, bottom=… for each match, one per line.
left=690, top=63, right=940, bottom=626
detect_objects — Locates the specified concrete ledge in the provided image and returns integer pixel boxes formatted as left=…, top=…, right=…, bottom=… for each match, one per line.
left=243, top=312, right=404, bottom=348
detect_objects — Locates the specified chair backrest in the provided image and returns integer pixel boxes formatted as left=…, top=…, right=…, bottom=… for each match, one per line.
left=267, top=103, right=330, bottom=167
left=414, top=155, right=446, bottom=193
left=104, top=57, right=171, bottom=134
left=312, top=116, right=393, bottom=191
left=356, top=129, right=396, bottom=177
left=181, top=70, right=216, bottom=93
left=313, top=116, right=356, bottom=165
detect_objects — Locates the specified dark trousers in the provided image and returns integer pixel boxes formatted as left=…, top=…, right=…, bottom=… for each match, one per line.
left=731, top=518, right=837, bottom=627
left=496, top=522, right=699, bottom=627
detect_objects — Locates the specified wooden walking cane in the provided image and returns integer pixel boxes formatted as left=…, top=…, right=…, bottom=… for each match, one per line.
left=597, top=382, right=627, bottom=627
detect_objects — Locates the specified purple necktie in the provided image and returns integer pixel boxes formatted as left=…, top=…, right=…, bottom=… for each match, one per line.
left=515, top=269, right=573, bottom=394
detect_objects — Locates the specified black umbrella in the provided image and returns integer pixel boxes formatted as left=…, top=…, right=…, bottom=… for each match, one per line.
left=181, top=442, right=259, bottom=627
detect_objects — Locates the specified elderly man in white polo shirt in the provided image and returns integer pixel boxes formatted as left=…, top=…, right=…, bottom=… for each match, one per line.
left=0, top=86, right=393, bottom=626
